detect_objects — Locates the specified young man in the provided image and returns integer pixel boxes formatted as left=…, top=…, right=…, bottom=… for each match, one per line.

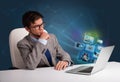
left=17, top=11, right=73, bottom=70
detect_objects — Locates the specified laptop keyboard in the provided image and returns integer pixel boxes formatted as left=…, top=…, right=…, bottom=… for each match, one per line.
left=78, top=66, right=93, bottom=73
left=66, top=66, right=93, bottom=73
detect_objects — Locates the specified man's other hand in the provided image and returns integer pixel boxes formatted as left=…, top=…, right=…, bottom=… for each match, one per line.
left=54, top=61, right=69, bottom=70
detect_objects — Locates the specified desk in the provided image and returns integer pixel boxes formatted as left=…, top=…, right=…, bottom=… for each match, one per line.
left=0, top=62, right=120, bottom=82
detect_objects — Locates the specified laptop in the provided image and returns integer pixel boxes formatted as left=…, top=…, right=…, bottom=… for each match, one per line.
left=66, top=45, right=115, bottom=75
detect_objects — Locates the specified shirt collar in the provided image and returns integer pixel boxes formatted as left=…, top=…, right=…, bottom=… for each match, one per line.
left=29, top=35, right=38, bottom=42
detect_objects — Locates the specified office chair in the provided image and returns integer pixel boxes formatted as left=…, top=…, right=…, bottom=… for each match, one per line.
left=9, top=28, right=28, bottom=69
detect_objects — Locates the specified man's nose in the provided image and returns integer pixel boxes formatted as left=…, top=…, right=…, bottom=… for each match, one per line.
left=39, top=26, right=44, bottom=30
left=40, top=27, right=44, bottom=32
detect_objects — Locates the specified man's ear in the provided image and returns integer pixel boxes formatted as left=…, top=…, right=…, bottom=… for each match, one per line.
left=25, top=27, right=30, bottom=32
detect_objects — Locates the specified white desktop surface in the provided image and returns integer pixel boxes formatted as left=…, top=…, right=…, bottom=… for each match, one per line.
left=0, top=62, right=120, bottom=82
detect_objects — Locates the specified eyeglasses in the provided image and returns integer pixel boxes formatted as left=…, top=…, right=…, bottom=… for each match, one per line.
left=30, top=22, right=45, bottom=30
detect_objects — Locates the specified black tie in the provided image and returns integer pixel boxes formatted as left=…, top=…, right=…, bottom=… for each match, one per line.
left=45, top=49, right=53, bottom=66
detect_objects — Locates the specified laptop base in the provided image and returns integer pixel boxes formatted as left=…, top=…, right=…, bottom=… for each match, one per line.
left=66, top=66, right=93, bottom=75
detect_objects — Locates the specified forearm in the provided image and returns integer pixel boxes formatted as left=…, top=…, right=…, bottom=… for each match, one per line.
left=17, top=42, right=46, bottom=70
left=57, top=50, right=73, bottom=65
left=53, top=35, right=73, bottom=65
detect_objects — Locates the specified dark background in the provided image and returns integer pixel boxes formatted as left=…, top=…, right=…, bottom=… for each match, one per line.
left=0, top=0, right=120, bottom=70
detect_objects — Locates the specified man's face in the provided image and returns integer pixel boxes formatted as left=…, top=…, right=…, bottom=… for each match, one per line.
left=26, top=18, right=45, bottom=38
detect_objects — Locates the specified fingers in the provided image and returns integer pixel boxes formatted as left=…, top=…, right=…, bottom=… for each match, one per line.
left=40, top=32, right=50, bottom=40
left=54, top=61, right=68, bottom=70
left=55, top=61, right=63, bottom=70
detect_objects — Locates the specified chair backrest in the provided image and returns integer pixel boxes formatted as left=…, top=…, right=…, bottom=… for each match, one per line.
left=9, top=28, right=28, bottom=68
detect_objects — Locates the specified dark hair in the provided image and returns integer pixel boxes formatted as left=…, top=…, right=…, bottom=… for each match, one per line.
left=22, top=11, right=44, bottom=27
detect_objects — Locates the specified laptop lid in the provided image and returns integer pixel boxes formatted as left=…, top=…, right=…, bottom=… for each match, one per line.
left=91, top=45, right=115, bottom=74
left=66, top=45, right=115, bottom=75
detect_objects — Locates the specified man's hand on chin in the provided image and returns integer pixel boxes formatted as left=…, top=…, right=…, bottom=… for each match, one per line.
left=40, top=31, right=50, bottom=40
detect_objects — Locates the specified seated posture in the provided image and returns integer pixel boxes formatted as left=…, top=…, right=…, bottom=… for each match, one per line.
left=17, top=11, right=73, bottom=70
